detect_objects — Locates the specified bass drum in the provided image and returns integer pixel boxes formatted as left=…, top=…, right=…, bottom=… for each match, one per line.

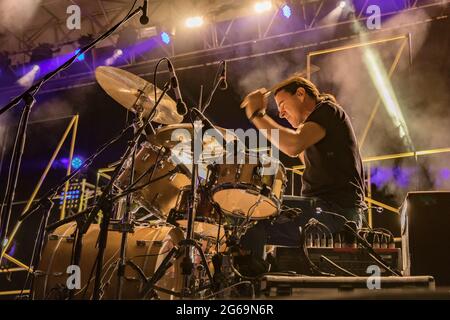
left=33, top=222, right=184, bottom=300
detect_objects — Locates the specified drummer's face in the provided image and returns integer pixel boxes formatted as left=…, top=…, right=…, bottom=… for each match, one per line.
left=275, top=88, right=307, bottom=128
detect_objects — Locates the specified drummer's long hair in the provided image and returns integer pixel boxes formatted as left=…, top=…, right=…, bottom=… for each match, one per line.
left=273, top=76, right=337, bottom=104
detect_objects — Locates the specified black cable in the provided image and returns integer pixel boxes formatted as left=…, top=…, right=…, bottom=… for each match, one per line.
left=111, top=168, right=178, bottom=201
left=122, top=148, right=163, bottom=192
left=320, top=255, right=358, bottom=277
left=125, top=0, right=139, bottom=19
left=318, top=209, right=402, bottom=276
left=153, top=58, right=170, bottom=105
left=202, top=60, right=224, bottom=114
left=298, top=225, right=334, bottom=277
left=126, top=260, right=148, bottom=283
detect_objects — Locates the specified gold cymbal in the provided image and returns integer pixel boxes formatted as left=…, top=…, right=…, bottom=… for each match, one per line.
left=95, top=66, right=183, bottom=124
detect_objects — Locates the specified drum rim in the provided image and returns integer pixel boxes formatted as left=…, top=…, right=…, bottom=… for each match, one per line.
left=210, top=182, right=282, bottom=219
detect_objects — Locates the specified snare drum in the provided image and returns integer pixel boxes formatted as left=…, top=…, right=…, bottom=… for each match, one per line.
left=207, top=153, right=286, bottom=219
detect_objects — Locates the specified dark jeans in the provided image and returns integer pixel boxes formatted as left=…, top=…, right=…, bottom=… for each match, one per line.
left=239, top=198, right=365, bottom=259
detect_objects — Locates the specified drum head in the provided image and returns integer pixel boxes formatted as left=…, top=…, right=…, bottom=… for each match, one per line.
left=212, top=187, right=279, bottom=219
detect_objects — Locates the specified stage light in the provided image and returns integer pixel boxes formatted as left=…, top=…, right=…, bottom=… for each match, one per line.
left=185, top=16, right=204, bottom=28
left=254, top=1, right=272, bottom=13
left=105, top=49, right=124, bottom=66
left=74, top=49, right=85, bottom=61
left=339, top=1, right=347, bottom=9
left=17, top=65, right=40, bottom=88
left=30, top=43, right=54, bottom=64
left=282, top=4, right=292, bottom=19
left=160, top=32, right=171, bottom=44
left=71, top=157, right=83, bottom=170
left=363, top=47, right=414, bottom=150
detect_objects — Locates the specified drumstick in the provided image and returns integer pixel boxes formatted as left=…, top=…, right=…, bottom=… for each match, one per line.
left=240, top=90, right=272, bottom=109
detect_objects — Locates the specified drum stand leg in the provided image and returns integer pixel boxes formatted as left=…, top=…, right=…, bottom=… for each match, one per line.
left=140, top=238, right=214, bottom=299
left=141, top=123, right=215, bottom=299
left=116, top=113, right=141, bottom=300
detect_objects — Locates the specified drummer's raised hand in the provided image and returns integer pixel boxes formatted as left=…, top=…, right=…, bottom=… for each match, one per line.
left=241, top=88, right=268, bottom=120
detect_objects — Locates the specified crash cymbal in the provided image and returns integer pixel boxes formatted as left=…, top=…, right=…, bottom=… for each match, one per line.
left=148, top=123, right=237, bottom=149
left=95, top=66, right=183, bottom=124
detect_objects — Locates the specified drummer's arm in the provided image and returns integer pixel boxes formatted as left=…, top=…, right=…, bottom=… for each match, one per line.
left=250, top=115, right=325, bottom=158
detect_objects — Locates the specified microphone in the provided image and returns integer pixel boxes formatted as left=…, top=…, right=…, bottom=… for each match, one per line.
left=167, top=60, right=187, bottom=116
left=218, top=60, right=228, bottom=91
left=140, top=0, right=149, bottom=25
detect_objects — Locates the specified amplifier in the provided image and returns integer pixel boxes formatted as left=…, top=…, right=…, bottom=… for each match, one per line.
left=400, top=191, right=450, bottom=286
left=264, top=246, right=402, bottom=276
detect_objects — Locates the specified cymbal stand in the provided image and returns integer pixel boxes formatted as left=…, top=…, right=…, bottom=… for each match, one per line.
left=115, top=107, right=143, bottom=299
left=71, top=82, right=171, bottom=300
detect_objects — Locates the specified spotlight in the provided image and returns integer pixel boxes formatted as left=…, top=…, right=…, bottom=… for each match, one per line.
left=254, top=1, right=272, bottom=13
left=17, top=65, right=40, bottom=88
left=282, top=4, right=292, bottom=19
left=185, top=16, right=204, bottom=28
left=105, top=49, right=124, bottom=66
left=71, top=157, right=83, bottom=170
left=160, top=32, right=171, bottom=44
left=74, top=49, right=85, bottom=61
left=339, top=1, right=347, bottom=9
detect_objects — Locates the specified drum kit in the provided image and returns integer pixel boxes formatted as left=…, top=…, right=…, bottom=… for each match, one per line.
left=32, top=65, right=288, bottom=300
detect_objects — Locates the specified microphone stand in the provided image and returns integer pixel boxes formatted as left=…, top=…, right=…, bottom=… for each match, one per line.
left=201, top=60, right=226, bottom=114
left=0, top=93, right=35, bottom=248
left=0, top=1, right=148, bottom=257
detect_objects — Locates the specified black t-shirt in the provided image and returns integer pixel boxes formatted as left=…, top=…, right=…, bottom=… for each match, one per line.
left=301, top=100, right=366, bottom=209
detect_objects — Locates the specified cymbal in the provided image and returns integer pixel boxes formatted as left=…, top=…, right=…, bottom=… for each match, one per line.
left=148, top=123, right=237, bottom=150
left=95, top=66, right=183, bottom=124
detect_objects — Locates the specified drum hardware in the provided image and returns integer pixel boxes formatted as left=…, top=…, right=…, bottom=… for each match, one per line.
left=116, top=108, right=143, bottom=300
left=70, top=81, right=173, bottom=300
left=107, top=220, right=135, bottom=233
left=140, top=105, right=232, bottom=298
left=0, top=1, right=153, bottom=267
left=20, top=58, right=292, bottom=299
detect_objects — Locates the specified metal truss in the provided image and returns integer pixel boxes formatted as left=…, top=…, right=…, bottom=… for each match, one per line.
left=1, top=0, right=447, bottom=62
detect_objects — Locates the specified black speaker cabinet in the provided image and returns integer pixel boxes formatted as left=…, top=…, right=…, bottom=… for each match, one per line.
left=400, top=191, right=450, bottom=286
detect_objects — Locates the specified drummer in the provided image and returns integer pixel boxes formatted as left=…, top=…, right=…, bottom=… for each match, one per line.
left=240, top=76, right=367, bottom=259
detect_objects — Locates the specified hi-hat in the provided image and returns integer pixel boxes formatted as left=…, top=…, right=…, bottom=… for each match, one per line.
left=95, top=66, right=183, bottom=124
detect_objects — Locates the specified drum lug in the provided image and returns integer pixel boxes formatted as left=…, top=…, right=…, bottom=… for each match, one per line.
left=235, top=164, right=243, bottom=181
left=206, top=163, right=219, bottom=186
left=252, top=165, right=261, bottom=183
left=136, top=240, right=163, bottom=247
